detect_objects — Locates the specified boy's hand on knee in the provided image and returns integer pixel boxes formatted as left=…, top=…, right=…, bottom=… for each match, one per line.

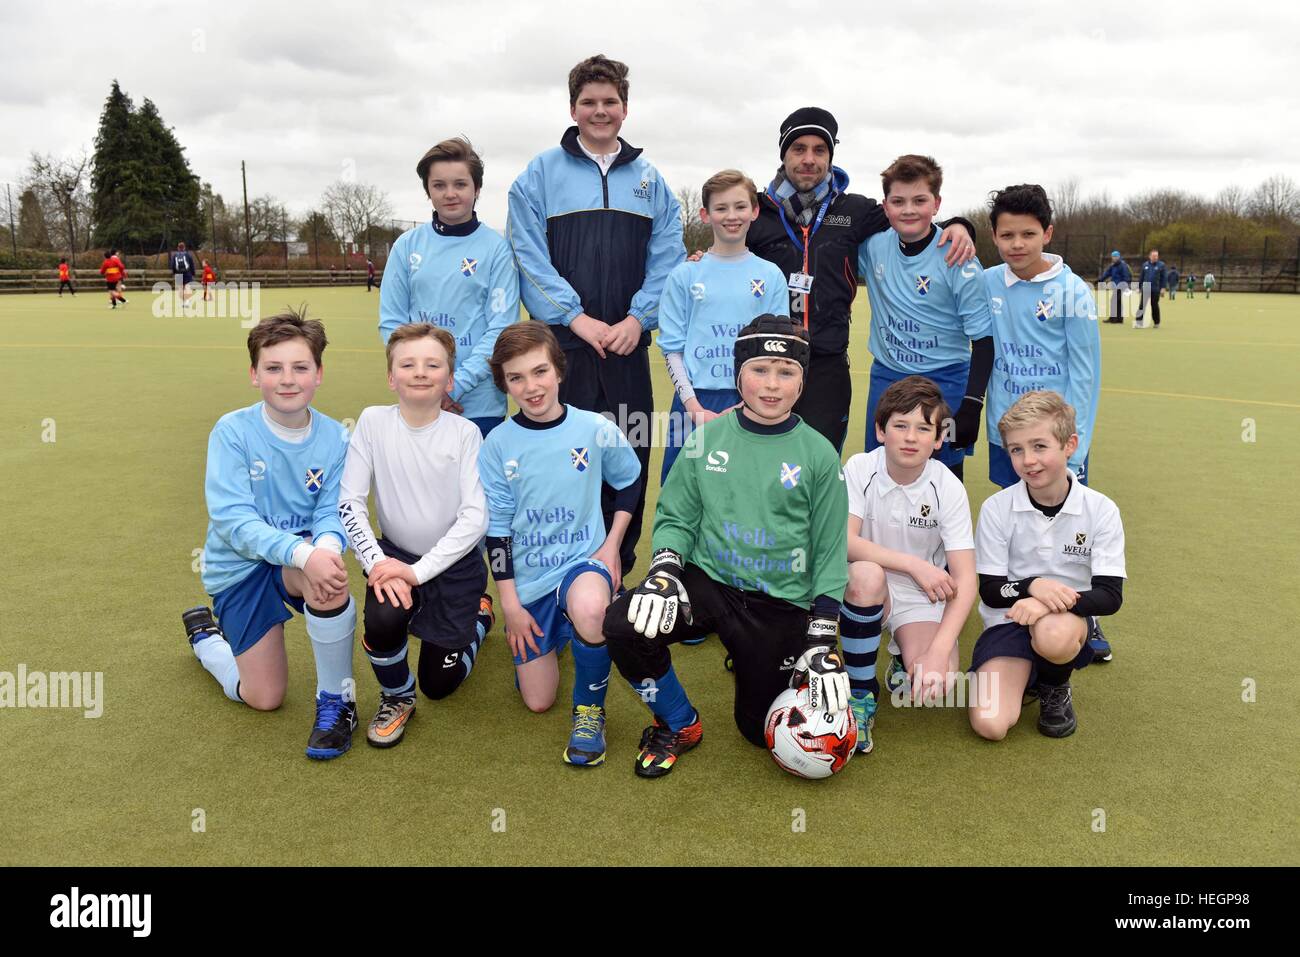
left=1007, top=597, right=1050, bottom=627
left=304, top=549, right=347, bottom=602
left=1027, top=578, right=1078, bottom=614
left=910, top=559, right=956, bottom=603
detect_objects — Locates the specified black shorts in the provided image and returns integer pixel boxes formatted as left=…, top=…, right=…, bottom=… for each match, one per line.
left=604, top=563, right=810, bottom=746
left=366, top=539, right=486, bottom=649
left=970, top=620, right=1094, bottom=684
left=105, top=280, right=118, bottom=291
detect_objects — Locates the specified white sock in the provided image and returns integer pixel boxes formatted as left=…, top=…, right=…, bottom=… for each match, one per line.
left=193, top=635, right=242, bottom=702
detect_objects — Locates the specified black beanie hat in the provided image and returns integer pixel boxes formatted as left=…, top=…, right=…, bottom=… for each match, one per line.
left=779, top=107, right=839, bottom=160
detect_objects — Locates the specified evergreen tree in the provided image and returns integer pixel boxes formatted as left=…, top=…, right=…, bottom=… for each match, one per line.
left=90, top=80, right=135, bottom=248
left=18, top=188, right=52, bottom=249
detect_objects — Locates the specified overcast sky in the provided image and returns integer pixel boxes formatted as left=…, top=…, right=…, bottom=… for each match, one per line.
left=3, top=0, right=1297, bottom=231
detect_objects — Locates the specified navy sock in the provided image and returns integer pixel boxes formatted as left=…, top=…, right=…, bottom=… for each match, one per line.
left=1033, top=653, right=1072, bottom=688
left=840, top=601, right=883, bottom=700
left=631, top=664, right=694, bottom=731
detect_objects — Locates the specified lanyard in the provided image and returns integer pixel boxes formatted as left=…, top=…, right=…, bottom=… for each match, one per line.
left=775, top=187, right=833, bottom=254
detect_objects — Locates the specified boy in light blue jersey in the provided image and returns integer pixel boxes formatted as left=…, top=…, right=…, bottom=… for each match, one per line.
left=478, top=323, right=642, bottom=766
left=858, top=155, right=994, bottom=482
left=984, top=185, right=1110, bottom=664
left=983, top=184, right=1100, bottom=489
left=180, top=310, right=359, bottom=760
left=658, top=169, right=788, bottom=483
left=380, top=137, right=519, bottom=437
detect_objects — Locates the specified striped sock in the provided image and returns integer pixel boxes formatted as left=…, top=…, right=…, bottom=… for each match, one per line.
left=364, top=636, right=414, bottom=697
left=840, top=601, right=884, bottom=700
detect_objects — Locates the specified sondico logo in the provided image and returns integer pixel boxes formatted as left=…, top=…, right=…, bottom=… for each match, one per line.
left=409, top=252, right=423, bottom=270
left=50, top=887, right=151, bottom=937
left=248, top=460, right=267, bottom=481
left=503, top=459, right=520, bottom=481
left=763, top=340, right=787, bottom=353
left=705, top=450, right=729, bottom=473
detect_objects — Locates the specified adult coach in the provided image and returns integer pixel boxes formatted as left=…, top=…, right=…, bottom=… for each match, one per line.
left=508, top=54, right=684, bottom=576
left=1098, top=251, right=1131, bottom=324
left=1134, top=248, right=1166, bottom=329
left=170, top=241, right=197, bottom=307
left=744, top=108, right=975, bottom=452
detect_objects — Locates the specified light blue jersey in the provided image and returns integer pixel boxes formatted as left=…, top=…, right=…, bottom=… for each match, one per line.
left=201, top=403, right=350, bottom=596
left=478, top=407, right=641, bottom=605
left=379, top=217, right=520, bottom=419
left=859, top=227, right=993, bottom=372
left=657, top=252, right=788, bottom=391
left=984, top=256, right=1101, bottom=471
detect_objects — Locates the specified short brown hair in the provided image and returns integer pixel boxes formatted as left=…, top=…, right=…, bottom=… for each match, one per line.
left=997, top=390, right=1076, bottom=446
left=568, top=54, right=629, bottom=107
left=881, top=154, right=943, bottom=198
left=416, top=137, right=484, bottom=193
left=247, top=307, right=327, bottom=367
left=874, top=375, right=950, bottom=432
left=489, top=321, right=566, bottom=393
left=702, top=169, right=759, bottom=208
left=385, top=322, right=456, bottom=371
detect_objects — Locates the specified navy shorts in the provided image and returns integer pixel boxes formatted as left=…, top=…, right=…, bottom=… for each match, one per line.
left=514, top=560, right=612, bottom=666
left=970, top=620, right=1094, bottom=684
left=212, top=561, right=305, bottom=656
left=661, top=388, right=740, bottom=484
left=989, top=442, right=1090, bottom=489
left=371, top=538, right=487, bottom=649
left=866, top=359, right=972, bottom=466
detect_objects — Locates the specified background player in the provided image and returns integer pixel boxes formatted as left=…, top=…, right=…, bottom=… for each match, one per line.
left=339, top=323, right=492, bottom=749
left=969, top=392, right=1126, bottom=741
left=478, top=322, right=642, bottom=766
left=1098, top=250, right=1131, bottom=324
left=170, top=240, right=197, bottom=309
left=1134, top=248, right=1166, bottom=329
left=99, top=249, right=126, bottom=308
left=381, top=137, right=519, bottom=438
left=57, top=257, right=75, bottom=296
left=602, top=315, right=850, bottom=778
left=181, top=310, right=359, bottom=759
left=201, top=259, right=216, bottom=300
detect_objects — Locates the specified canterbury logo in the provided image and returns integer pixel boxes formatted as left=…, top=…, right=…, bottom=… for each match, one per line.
left=763, top=340, right=788, bottom=353
left=1000, top=584, right=1018, bottom=599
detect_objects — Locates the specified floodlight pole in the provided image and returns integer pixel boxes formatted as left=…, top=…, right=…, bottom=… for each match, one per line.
left=6, top=184, right=16, bottom=259
left=242, top=160, right=252, bottom=271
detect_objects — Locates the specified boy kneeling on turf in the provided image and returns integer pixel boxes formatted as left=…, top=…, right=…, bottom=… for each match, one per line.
left=969, top=391, right=1126, bottom=740
left=182, top=310, right=358, bottom=759
left=338, top=323, right=493, bottom=749
left=840, top=375, right=976, bottom=754
left=478, top=322, right=641, bottom=766
left=602, top=315, right=851, bottom=778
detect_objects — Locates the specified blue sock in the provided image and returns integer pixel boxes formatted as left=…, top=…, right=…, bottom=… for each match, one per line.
left=571, top=637, right=611, bottom=709
left=193, top=634, right=242, bottom=702
left=459, top=630, right=485, bottom=683
left=840, top=602, right=883, bottom=700
left=630, top=664, right=694, bottom=731
left=305, top=597, right=356, bottom=698
left=364, top=637, right=413, bottom=696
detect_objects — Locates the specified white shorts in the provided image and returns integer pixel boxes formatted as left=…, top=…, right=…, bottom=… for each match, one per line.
left=885, top=578, right=945, bottom=631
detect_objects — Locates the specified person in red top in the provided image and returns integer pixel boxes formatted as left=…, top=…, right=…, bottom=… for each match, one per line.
left=99, top=250, right=127, bottom=308
left=58, top=258, right=76, bottom=297
left=201, top=260, right=217, bottom=300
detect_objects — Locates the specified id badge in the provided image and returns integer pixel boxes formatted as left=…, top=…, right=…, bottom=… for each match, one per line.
left=788, top=271, right=814, bottom=294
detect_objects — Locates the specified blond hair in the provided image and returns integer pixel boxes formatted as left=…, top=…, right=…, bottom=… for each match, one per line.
left=997, top=390, right=1076, bottom=446
left=702, top=169, right=759, bottom=208
left=385, top=322, right=456, bottom=371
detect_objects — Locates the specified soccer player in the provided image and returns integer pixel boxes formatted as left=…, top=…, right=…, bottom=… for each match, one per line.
left=1203, top=272, right=1216, bottom=298
left=201, top=260, right=216, bottom=300
left=1098, top=251, right=1130, bottom=323
left=858, top=154, right=993, bottom=482
left=366, top=259, right=377, bottom=292
left=1166, top=264, right=1180, bottom=300
left=1186, top=272, right=1196, bottom=298
left=507, top=54, right=684, bottom=577
left=338, top=323, right=492, bottom=749
left=743, top=109, right=975, bottom=453
left=381, top=137, right=519, bottom=438
left=839, top=376, right=976, bottom=753
left=657, top=169, right=787, bottom=484
left=180, top=310, right=359, bottom=759
left=1134, top=248, right=1166, bottom=329
left=99, top=250, right=126, bottom=308
left=968, top=391, right=1126, bottom=740
left=170, top=241, right=197, bottom=308
left=602, top=315, right=851, bottom=778
left=57, top=258, right=75, bottom=296
left=478, top=322, right=641, bottom=766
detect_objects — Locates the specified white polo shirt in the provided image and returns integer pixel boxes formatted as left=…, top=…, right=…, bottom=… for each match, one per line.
left=975, top=477, right=1126, bottom=630
left=844, top=448, right=974, bottom=594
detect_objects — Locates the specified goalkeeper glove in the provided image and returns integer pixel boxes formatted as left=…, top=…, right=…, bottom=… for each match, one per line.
left=793, top=617, right=850, bottom=713
left=627, top=549, right=691, bottom=638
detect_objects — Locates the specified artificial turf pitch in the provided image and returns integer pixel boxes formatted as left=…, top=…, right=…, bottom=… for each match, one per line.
left=1, top=286, right=1296, bottom=866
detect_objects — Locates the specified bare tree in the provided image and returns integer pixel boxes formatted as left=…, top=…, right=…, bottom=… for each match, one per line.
left=1124, top=189, right=1202, bottom=227
left=1050, top=177, right=1083, bottom=224
left=28, top=151, right=90, bottom=255
left=676, top=186, right=712, bottom=255
left=1213, top=184, right=1250, bottom=218
left=1248, top=174, right=1299, bottom=225
left=321, top=180, right=393, bottom=253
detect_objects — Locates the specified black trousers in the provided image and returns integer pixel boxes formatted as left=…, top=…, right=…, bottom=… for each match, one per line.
left=1136, top=284, right=1161, bottom=326
left=1106, top=286, right=1125, bottom=322
left=603, top=563, right=809, bottom=746
left=559, top=341, right=654, bottom=575
left=792, top=351, right=852, bottom=453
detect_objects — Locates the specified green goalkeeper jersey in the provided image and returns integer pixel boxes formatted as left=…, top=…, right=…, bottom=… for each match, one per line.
left=653, top=412, right=848, bottom=608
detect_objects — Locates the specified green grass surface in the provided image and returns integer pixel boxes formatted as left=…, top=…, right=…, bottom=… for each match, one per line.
left=1, top=287, right=1297, bottom=865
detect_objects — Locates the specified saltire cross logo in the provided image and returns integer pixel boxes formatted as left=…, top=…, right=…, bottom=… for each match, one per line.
left=1035, top=299, right=1054, bottom=321
left=780, top=462, right=801, bottom=489
left=460, top=258, right=478, bottom=277
left=305, top=468, right=324, bottom=492
left=1075, top=532, right=1088, bottom=545
left=920, top=504, right=931, bottom=517
left=750, top=278, right=766, bottom=298
left=915, top=275, right=931, bottom=296
left=570, top=447, right=589, bottom=472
